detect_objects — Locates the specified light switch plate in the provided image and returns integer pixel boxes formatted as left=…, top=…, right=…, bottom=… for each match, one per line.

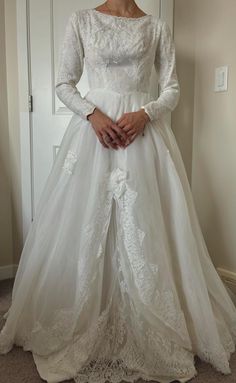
left=214, top=66, right=228, bottom=92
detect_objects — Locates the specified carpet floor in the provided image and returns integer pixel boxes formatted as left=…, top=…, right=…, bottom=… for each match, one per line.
left=0, top=278, right=236, bottom=383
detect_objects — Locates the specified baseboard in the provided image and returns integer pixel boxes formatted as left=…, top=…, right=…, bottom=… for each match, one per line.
left=0, top=264, right=18, bottom=281
left=217, top=267, right=236, bottom=294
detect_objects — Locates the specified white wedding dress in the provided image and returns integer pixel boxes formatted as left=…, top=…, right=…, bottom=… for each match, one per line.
left=1, top=8, right=236, bottom=383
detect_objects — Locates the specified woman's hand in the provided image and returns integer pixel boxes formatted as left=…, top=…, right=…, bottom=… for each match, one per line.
left=88, top=108, right=129, bottom=149
left=116, top=109, right=150, bottom=147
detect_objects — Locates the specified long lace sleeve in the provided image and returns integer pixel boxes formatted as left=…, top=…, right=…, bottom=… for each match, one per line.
left=141, top=20, right=180, bottom=122
left=55, top=12, right=96, bottom=120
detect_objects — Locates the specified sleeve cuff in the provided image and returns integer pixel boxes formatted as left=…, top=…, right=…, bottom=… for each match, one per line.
left=141, top=102, right=172, bottom=122
left=141, top=105, right=155, bottom=122
left=84, top=104, right=97, bottom=120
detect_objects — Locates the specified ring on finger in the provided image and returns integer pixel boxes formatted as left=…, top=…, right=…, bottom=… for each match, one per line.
left=105, top=135, right=119, bottom=145
left=104, top=134, right=112, bottom=142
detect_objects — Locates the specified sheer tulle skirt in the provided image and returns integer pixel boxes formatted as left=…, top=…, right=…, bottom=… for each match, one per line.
left=1, top=88, right=236, bottom=383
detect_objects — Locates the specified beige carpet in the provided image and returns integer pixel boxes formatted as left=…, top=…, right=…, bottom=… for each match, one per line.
left=0, top=278, right=236, bottom=383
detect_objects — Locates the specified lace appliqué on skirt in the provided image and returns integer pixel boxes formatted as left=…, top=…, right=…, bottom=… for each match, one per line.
left=62, top=149, right=78, bottom=174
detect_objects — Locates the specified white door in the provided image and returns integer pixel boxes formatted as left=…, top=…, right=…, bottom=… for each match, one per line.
left=26, top=0, right=173, bottom=224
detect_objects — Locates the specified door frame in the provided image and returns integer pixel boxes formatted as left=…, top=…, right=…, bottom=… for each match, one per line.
left=17, top=0, right=174, bottom=239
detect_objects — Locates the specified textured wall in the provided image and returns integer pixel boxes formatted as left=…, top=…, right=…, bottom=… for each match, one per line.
left=174, top=0, right=236, bottom=272
left=191, top=0, right=236, bottom=271
left=0, top=0, right=13, bottom=268
left=0, top=0, right=22, bottom=270
left=172, top=0, right=195, bottom=182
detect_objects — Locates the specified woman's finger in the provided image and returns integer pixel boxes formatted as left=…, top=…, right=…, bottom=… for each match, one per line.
left=125, top=133, right=137, bottom=146
left=110, top=123, right=128, bottom=142
left=122, top=124, right=133, bottom=133
left=105, top=128, right=123, bottom=147
left=125, top=128, right=136, bottom=136
left=130, top=133, right=137, bottom=143
left=116, top=115, right=126, bottom=125
left=117, top=119, right=127, bottom=129
left=103, top=131, right=119, bottom=149
left=97, top=131, right=109, bottom=148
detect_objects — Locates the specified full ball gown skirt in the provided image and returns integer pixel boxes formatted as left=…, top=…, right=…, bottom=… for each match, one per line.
left=1, top=8, right=236, bottom=383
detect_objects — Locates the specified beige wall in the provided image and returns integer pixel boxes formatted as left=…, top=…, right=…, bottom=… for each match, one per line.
left=172, top=0, right=195, bottom=181
left=174, top=0, right=236, bottom=272
left=5, top=0, right=23, bottom=265
left=0, top=0, right=14, bottom=268
left=192, top=0, right=236, bottom=271
left=0, top=0, right=22, bottom=270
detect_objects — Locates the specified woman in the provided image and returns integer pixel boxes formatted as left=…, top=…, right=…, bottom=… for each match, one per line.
left=1, top=1, right=236, bottom=382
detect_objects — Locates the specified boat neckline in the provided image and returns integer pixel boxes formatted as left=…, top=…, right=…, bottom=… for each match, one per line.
left=90, top=8, right=152, bottom=20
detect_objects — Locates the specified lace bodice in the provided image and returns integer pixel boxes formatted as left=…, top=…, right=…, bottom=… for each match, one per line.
left=55, top=8, right=180, bottom=121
